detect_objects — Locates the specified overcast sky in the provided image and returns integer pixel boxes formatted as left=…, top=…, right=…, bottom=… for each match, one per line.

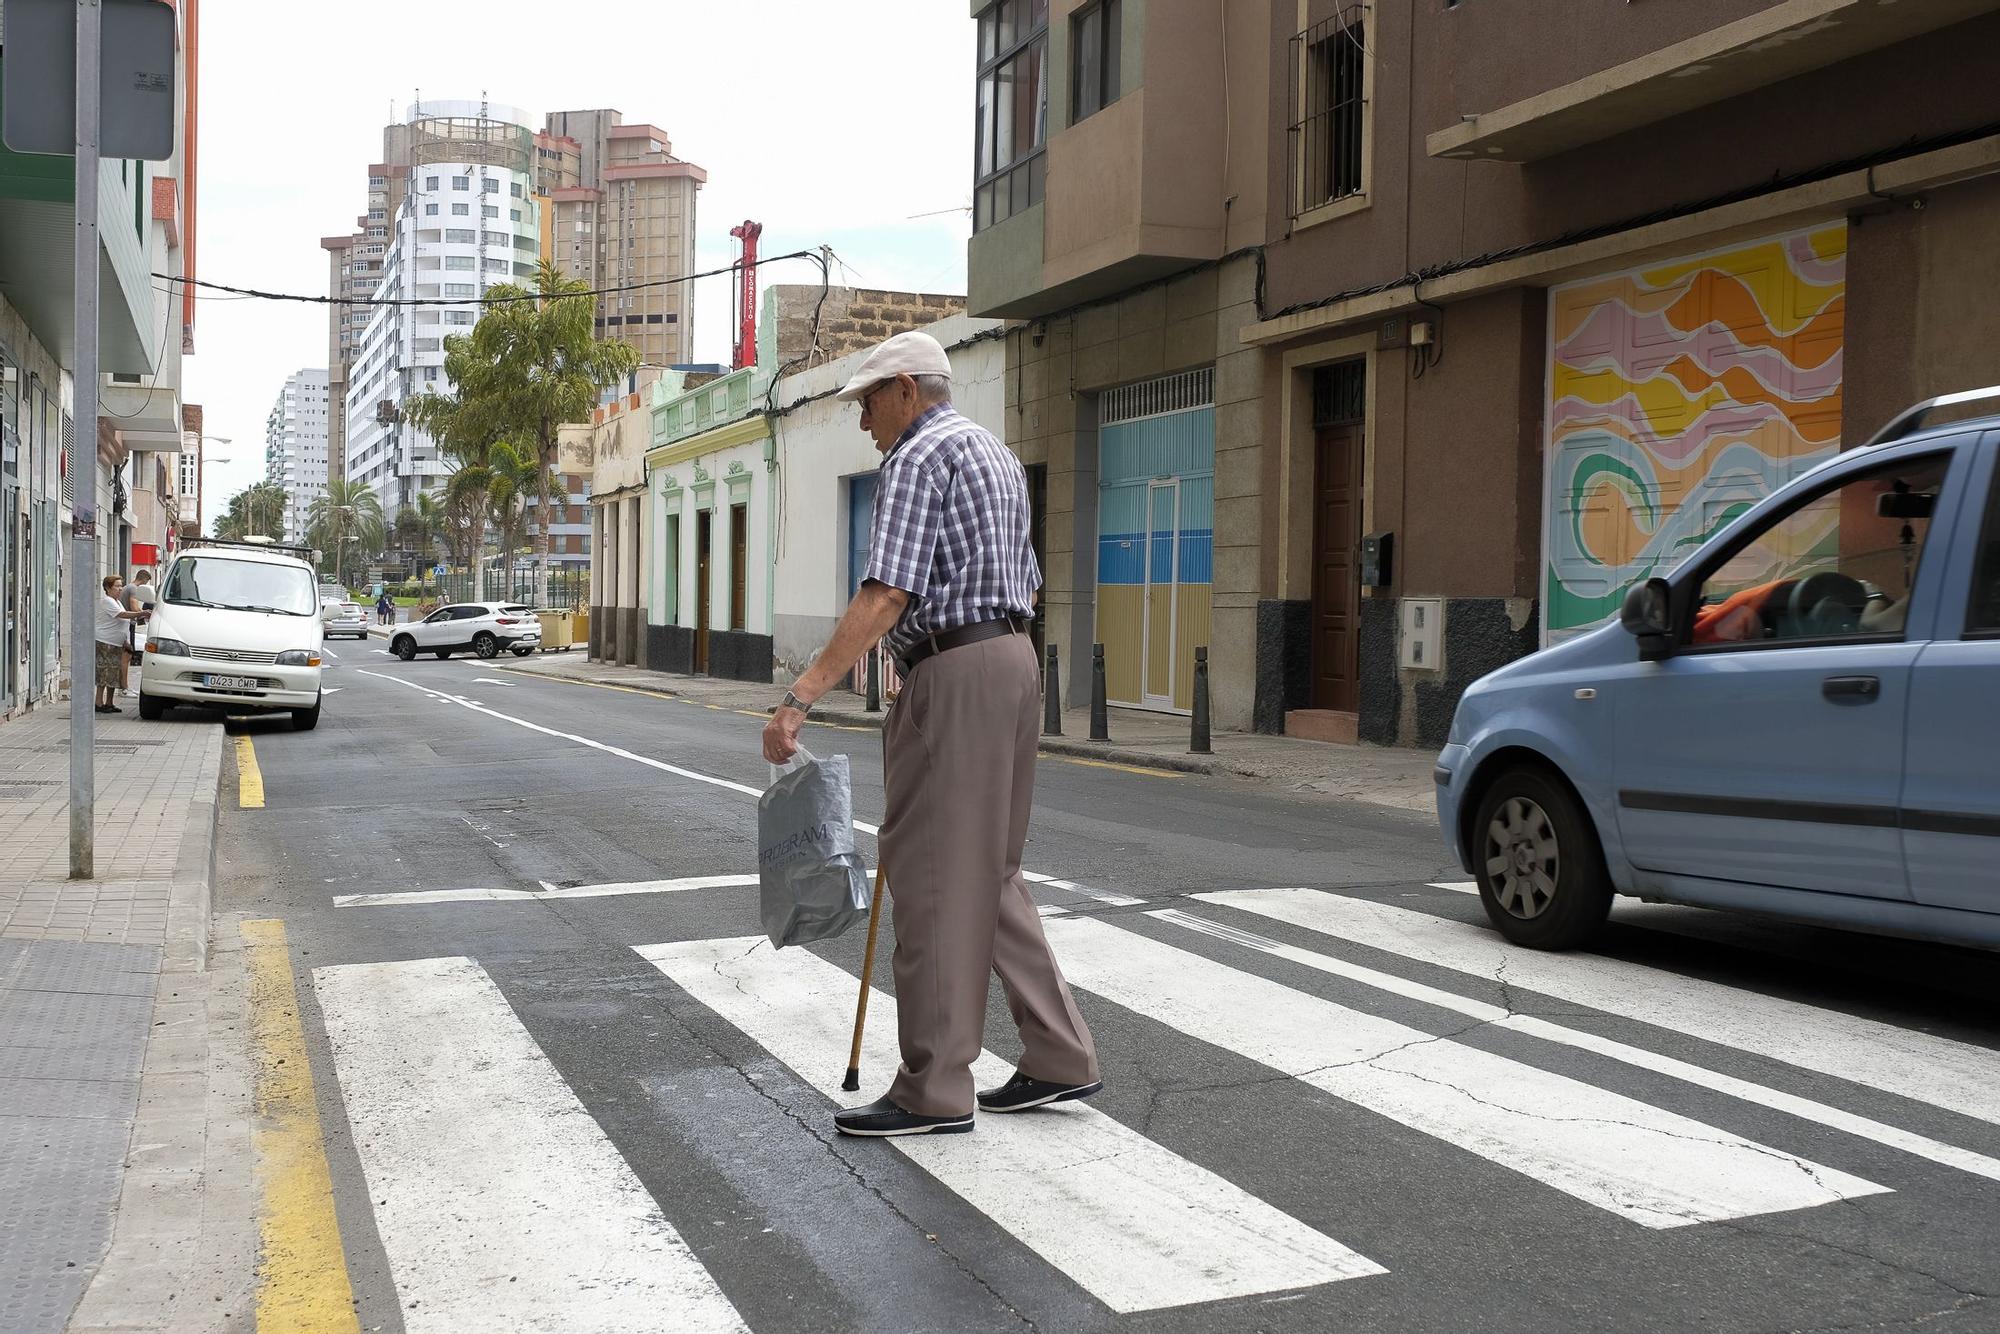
left=184, top=0, right=975, bottom=511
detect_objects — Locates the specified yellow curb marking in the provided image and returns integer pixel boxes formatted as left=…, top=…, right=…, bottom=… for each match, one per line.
left=235, top=735, right=265, bottom=808
left=243, top=919, right=361, bottom=1333
left=1051, top=754, right=1187, bottom=779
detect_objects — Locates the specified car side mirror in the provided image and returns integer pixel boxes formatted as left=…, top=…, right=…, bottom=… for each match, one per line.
left=1620, top=578, right=1675, bottom=661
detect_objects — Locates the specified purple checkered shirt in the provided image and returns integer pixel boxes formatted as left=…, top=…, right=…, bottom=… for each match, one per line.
left=863, top=403, right=1041, bottom=659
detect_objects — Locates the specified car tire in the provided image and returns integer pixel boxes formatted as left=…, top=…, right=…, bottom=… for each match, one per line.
left=393, top=635, right=417, bottom=661
left=473, top=632, right=499, bottom=659
left=435, top=650, right=452, bottom=660
left=293, top=696, right=321, bottom=731
left=137, top=690, right=165, bottom=721
left=512, top=646, right=532, bottom=657
left=1472, top=765, right=1612, bottom=951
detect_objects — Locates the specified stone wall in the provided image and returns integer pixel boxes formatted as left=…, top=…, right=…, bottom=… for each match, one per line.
left=769, top=286, right=967, bottom=369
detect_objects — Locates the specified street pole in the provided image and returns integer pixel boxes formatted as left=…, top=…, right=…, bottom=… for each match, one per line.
left=68, top=0, right=102, bottom=880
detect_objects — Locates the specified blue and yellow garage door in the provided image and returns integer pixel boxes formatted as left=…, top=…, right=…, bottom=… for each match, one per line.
left=1096, top=368, right=1214, bottom=712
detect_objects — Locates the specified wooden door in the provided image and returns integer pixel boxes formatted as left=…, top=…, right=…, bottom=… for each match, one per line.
left=695, top=508, right=712, bottom=673
left=729, top=502, right=748, bottom=632
left=1310, top=419, right=1363, bottom=712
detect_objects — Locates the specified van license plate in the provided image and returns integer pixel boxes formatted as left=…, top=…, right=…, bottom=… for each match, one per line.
left=203, top=674, right=257, bottom=690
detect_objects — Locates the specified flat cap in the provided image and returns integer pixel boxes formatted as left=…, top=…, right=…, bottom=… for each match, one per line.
left=835, top=330, right=952, bottom=402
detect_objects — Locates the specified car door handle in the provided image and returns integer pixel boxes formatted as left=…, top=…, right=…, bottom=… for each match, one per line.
left=1822, top=674, right=1881, bottom=700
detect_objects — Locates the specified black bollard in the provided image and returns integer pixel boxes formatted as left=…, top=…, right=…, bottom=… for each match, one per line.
left=1043, top=642, right=1062, bottom=736
left=865, top=644, right=881, bottom=712
left=1190, top=646, right=1212, bottom=754
left=1090, top=643, right=1109, bottom=742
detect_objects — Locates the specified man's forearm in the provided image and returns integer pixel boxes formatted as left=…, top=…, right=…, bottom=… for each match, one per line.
left=792, top=584, right=907, bottom=704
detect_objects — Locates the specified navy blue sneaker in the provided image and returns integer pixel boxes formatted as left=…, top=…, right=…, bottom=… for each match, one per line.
left=833, top=1096, right=974, bottom=1137
left=976, top=1072, right=1104, bottom=1113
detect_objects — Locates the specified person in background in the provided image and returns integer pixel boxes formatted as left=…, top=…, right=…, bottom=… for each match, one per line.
left=121, top=569, right=157, bottom=696
left=376, top=590, right=395, bottom=625
left=96, top=575, right=148, bottom=715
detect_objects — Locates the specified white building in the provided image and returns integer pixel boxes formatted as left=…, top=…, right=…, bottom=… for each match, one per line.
left=265, top=369, right=330, bottom=539
left=343, top=101, right=541, bottom=521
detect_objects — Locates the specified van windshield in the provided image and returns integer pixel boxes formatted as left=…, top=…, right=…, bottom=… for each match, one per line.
left=163, top=557, right=317, bottom=616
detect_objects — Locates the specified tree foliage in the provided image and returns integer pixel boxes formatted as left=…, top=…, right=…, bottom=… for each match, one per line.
left=305, top=480, right=387, bottom=587
left=213, top=482, right=288, bottom=542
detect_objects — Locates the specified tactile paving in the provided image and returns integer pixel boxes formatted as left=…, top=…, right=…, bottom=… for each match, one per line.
left=2, top=943, right=160, bottom=998
left=0, top=1113, right=132, bottom=1334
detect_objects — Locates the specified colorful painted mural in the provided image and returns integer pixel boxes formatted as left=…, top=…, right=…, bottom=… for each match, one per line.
left=1544, top=224, right=1847, bottom=640
left=1096, top=388, right=1214, bottom=712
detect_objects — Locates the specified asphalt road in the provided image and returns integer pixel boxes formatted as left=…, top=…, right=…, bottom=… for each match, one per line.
left=209, top=641, right=2000, bottom=1334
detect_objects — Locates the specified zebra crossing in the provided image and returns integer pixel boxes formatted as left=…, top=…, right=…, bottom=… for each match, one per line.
left=307, top=884, right=2000, bottom=1329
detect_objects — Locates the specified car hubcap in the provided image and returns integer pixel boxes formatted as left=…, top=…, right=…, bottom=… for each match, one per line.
left=1484, top=795, right=1559, bottom=919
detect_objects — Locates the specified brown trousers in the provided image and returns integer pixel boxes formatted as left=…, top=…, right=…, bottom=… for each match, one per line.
left=880, top=630, right=1100, bottom=1117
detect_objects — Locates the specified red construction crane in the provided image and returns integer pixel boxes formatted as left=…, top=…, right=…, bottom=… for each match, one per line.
left=729, top=220, right=763, bottom=371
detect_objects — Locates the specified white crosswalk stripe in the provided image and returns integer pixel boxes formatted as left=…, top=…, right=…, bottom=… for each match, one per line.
left=1153, top=905, right=2000, bottom=1184
left=640, top=934, right=1385, bottom=1312
left=314, top=955, right=750, bottom=1333
left=1041, top=914, right=1887, bottom=1227
left=1200, top=887, right=2000, bottom=1128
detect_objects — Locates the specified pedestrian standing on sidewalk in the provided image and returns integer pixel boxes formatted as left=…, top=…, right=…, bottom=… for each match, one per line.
left=376, top=590, right=394, bottom=626
left=121, top=570, right=156, bottom=696
left=96, top=575, right=148, bottom=715
left=762, top=331, right=1101, bottom=1138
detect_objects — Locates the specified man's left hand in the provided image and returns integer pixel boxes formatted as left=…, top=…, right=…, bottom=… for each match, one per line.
left=763, top=706, right=804, bottom=765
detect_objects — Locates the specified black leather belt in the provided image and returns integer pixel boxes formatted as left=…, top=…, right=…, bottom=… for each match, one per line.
left=897, top=615, right=1029, bottom=675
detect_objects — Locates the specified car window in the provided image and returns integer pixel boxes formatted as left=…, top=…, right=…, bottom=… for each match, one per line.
left=1967, top=459, right=2000, bottom=638
left=451, top=606, right=485, bottom=620
left=164, top=557, right=318, bottom=616
left=501, top=605, right=533, bottom=617
left=1691, top=452, right=1950, bottom=648
left=425, top=608, right=453, bottom=624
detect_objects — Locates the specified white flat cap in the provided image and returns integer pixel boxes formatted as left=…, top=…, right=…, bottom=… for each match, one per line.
left=835, top=329, right=952, bottom=401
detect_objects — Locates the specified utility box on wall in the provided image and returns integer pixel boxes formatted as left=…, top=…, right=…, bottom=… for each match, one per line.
left=1400, top=598, right=1442, bottom=671
left=1360, top=531, right=1393, bottom=589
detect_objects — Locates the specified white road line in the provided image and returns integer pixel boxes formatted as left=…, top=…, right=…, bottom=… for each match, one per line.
left=321, top=686, right=342, bottom=694
left=314, top=955, right=748, bottom=1333
left=640, top=935, right=1382, bottom=1312
left=1154, top=907, right=2000, bottom=1185
left=371, top=649, right=391, bottom=656
left=1201, top=888, right=2000, bottom=1130
left=334, top=873, right=759, bottom=908
left=1428, top=881, right=1478, bottom=895
left=1022, top=871, right=1144, bottom=907
left=471, top=677, right=516, bottom=686
left=1041, top=916, right=1884, bottom=1228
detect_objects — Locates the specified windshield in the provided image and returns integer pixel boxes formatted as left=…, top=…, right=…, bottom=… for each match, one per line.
left=164, top=557, right=318, bottom=616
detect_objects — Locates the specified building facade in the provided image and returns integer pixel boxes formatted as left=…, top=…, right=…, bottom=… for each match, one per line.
left=265, top=369, right=330, bottom=539
left=0, top=0, right=198, bottom=720
left=967, top=0, right=2000, bottom=746
left=340, top=102, right=542, bottom=520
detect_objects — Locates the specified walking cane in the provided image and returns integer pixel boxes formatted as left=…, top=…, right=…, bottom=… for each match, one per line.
left=841, top=863, right=888, bottom=1092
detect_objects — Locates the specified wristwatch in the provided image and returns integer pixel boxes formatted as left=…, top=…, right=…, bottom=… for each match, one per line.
left=780, top=690, right=813, bottom=715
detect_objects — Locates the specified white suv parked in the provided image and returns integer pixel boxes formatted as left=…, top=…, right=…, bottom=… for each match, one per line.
left=389, top=603, right=542, bottom=661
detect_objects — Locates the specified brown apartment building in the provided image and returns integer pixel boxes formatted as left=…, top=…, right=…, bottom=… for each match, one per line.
left=968, top=0, right=2000, bottom=746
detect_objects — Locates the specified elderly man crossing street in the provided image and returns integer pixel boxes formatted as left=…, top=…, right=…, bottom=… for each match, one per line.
left=763, top=330, right=1101, bottom=1137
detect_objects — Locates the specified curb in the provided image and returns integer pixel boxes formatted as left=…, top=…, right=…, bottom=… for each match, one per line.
left=163, top=732, right=223, bottom=976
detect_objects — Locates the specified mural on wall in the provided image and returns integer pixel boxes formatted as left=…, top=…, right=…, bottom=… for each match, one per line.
left=1544, top=223, right=1847, bottom=641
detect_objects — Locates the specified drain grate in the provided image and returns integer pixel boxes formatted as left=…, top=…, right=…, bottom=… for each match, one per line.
left=0, top=780, right=63, bottom=798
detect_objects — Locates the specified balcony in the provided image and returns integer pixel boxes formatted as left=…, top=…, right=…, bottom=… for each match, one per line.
left=1428, top=0, right=2000, bottom=163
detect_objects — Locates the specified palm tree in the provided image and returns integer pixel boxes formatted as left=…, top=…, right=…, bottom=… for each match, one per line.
left=214, top=481, right=289, bottom=541
left=305, top=480, right=386, bottom=589
left=483, top=441, right=538, bottom=602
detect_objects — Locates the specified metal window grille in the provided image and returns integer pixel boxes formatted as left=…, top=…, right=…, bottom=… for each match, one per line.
left=1312, top=360, right=1366, bottom=426
left=1288, top=7, right=1367, bottom=218
left=1100, top=367, right=1214, bottom=426
left=60, top=413, right=73, bottom=507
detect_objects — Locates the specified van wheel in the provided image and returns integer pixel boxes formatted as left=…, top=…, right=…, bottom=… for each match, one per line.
left=137, top=690, right=165, bottom=721
left=392, top=635, right=416, bottom=661
left=293, top=697, right=321, bottom=731
left=473, top=632, right=498, bottom=659
left=1472, top=766, right=1612, bottom=950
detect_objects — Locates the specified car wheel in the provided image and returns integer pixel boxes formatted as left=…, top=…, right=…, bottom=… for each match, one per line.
left=472, top=631, right=499, bottom=659
left=1472, top=765, right=1612, bottom=950
left=435, top=650, right=453, bottom=660
left=137, top=690, right=165, bottom=721
left=293, top=696, right=321, bottom=731
left=512, top=646, right=532, bottom=657
left=393, top=635, right=417, bottom=661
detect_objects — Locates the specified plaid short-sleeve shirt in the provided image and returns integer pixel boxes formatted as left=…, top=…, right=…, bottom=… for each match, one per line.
left=863, top=403, right=1041, bottom=658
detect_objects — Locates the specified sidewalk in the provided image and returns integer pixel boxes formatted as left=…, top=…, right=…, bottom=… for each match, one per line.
left=0, top=703, right=237, bottom=1334
left=477, top=642, right=1440, bottom=813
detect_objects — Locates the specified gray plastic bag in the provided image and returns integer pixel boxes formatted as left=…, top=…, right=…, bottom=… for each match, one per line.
left=757, top=747, right=873, bottom=948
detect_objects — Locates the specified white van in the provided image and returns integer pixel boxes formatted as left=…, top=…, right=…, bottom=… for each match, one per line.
left=138, top=538, right=327, bottom=730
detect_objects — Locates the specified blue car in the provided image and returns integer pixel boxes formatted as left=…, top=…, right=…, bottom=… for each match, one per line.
left=1436, top=388, right=2000, bottom=951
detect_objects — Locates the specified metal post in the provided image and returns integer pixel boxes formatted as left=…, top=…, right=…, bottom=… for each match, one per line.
left=1042, top=641, right=1061, bottom=736
left=1190, top=646, right=1212, bottom=754
left=69, top=0, right=103, bottom=881
left=1089, top=643, right=1109, bottom=742
left=865, top=643, right=880, bottom=712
